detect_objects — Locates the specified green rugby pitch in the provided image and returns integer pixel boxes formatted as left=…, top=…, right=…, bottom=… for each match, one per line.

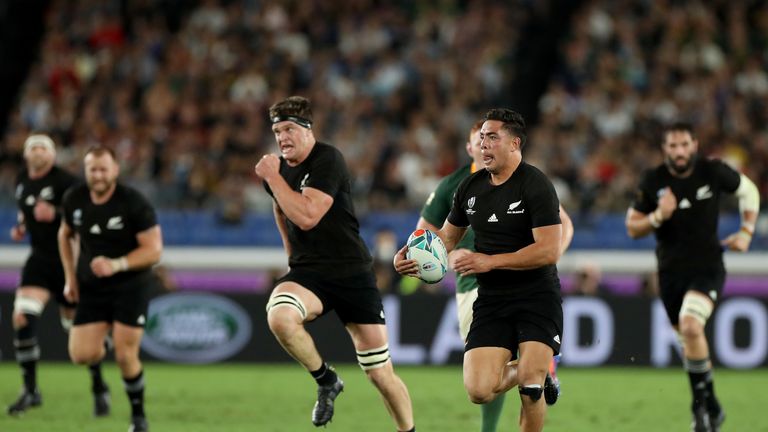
left=0, top=363, right=765, bottom=431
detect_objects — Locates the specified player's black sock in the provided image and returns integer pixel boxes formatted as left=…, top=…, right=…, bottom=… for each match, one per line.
left=399, top=427, right=415, bottom=432
left=685, top=358, right=710, bottom=410
left=704, top=372, right=721, bottom=413
left=310, top=362, right=337, bottom=387
left=123, top=370, right=145, bottom=418
left=15, top=313, right=40, bottom=393
left=89, top=362, right=107, bottom=393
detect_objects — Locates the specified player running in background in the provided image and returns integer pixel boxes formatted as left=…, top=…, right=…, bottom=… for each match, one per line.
left=626, top=122, right=760, bottom=432
left=256, top=96, right=416, bottom=431
left=415, top=120, right=573, bottom=431
left=59, top=146, right=163, bottom=432
left=7, top=134, right=110, bottom=418
left=396, top=108, right=565, bottom=432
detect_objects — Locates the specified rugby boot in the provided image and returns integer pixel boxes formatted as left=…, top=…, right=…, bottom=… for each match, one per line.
left=691, top=406, right=712, bottom=432
left=709, top=407, right=725, bottom=432
left=7, top=389, right=42, bottom=416
left=312, top=376, right=344, bottom=426
left=128, top=415, right=149, bottom=432
left=93, top=384, right=111, bottom=417
left=544, top=354, right=561, bottom=406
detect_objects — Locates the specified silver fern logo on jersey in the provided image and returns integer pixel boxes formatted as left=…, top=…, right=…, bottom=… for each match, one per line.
left=507, top=200, right=525, bottom=214
left=299, top=173, right=310, bottom=190
left=466, top=197, right=476, bottom=214
left=73, top=209, right=82, bottom=226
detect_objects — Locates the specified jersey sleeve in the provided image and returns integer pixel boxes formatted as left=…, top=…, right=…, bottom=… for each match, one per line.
left=525, top=174, right=561, bottom=228
left=712, top=159, right=741, bottom=194
left=447, top=177, right=470, bottom=228
left=61, top=187, right=76, bottom=226
left=127, top=190, right=158, bottom=233
left=631, top=170, right=657, bottom=214
left=420, top=177, right=453, bottom=227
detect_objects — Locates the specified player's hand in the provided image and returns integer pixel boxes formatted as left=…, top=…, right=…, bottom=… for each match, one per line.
left=453, top=252, right=492, bottom=276
left=721, top=231, right=751, bottom=252
left=657, top=187, right=677, bottom=220
left=90, top=256, right=116, bottom=277
left=255, top=154, right=281, bottom=182
left=393, top=245, right=419, bottom=277
left=9, top=224, right=25, bottom=242
left=33, top=200, right=56, bottom=222
left=448, top=248, right=472, bottom=270
left=64, top=280, right=79, bottom=303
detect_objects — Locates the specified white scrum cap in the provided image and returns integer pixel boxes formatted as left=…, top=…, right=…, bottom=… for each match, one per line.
left=24, top=134, right=56, bottom=154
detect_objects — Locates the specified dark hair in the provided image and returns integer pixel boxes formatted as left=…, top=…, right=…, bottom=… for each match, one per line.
left=484, top=108, right=527, bottom=148
left=662, top=121, right=695, bottom=141
left=269, top=96, right=313, bottom=126
left=85, top=145, right=117, bottom=160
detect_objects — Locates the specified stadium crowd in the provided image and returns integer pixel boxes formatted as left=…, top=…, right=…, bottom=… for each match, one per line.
left=1, top=0, right=767, bottom=220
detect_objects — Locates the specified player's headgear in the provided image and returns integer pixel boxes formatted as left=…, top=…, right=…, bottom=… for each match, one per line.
left=269, top=96, right=313, bottom=129
left=484, top=108, right=527, bottom=148
left=24, top=134, right=56, bottom=155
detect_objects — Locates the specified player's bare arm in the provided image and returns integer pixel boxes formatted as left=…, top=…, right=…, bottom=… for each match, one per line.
left=57, top=220, right=79, bottom=302
left=272, top=202, right=292, bottom=256
left=626, top=187, right=677, bottom=238
left=559, top=205, right=573, bottom=256
left=91, top=225, right=163, bottom=278
left=10, top=211, right=25, bottom=241
left=722, top=174, right=760, bottom=252
left=256, top=154, right=333, bottom=231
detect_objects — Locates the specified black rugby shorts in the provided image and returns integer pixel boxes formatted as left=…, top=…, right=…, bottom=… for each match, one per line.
left=276, top=268, right=385, bottom=325
left=465, top=293, right=563, bottom=355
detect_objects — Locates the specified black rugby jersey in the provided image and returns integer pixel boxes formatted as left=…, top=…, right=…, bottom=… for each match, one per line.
left=62, top=183, right=158, bottom=285
left=265, top=142, right=373, bottom=277
left=15, top=166, right=79, bottom=256
left=632, top=157, right=740, bottom=272
left=447, top=162, right=561, bottom=297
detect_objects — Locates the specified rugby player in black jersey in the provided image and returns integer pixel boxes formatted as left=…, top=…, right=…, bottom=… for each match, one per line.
left=59, top=146, right=162, bottom=432
left=396, top=108, right=564, bottom=432
left=256, top=96, right=415, bottom=431
left=7, top=134, right=110, bottom=418
left=626, top=122, right=760, bottom=432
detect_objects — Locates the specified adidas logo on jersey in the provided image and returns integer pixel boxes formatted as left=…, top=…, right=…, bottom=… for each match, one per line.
left=488, top=214, right=498, bottom=223
left=90, top=224, right=102, bottom=234
left=679, top=198, right=691, bottom=209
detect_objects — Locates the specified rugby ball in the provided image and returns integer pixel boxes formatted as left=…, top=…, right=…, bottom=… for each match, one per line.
left=406, top=229, right=448, bottom=283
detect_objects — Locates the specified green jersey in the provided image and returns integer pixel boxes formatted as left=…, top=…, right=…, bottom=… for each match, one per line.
left=420, top=163, right=477, bottom=294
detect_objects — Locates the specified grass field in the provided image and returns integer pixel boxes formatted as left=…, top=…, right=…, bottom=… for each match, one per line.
left=0, top=363, right=766, bottom=431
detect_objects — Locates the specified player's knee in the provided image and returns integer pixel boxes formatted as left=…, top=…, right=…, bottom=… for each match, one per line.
left=114, top=349, right=138, bottom=370
left=679, top=315, right=705, bottom=340
left=69, top=347, right=102, bottom=365
left=13, top=296, right=44, bottom=329
left=519, top=384, right=544, bottom=403
left=464, top=380, right=494, bottom=404
left=266, top=292, right=307, bottom=335
left=515, top=364, right=547, bottom=388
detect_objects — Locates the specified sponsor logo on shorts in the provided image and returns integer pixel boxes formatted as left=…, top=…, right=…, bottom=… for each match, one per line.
left=142, top=293, right=252, bottom=364
left=553, top=335, right=561, bottom=344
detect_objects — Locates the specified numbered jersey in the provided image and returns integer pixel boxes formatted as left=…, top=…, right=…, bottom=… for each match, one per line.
left=15, top=166, right=79, bottom=256
left=62, top=183, right=157, bottom=285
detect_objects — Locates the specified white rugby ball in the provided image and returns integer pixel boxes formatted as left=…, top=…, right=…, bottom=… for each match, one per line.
left=406, top=229, right=448, bottom=283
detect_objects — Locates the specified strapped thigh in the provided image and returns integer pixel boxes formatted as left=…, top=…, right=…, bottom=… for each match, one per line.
left=679, top=292, right=714, bottom=326
left=356, top=344, right=390, bottom=370
left=266, top=291, right=308, bottom=321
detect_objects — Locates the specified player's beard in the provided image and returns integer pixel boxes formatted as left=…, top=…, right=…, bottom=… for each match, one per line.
left=88, top=179, right=116, bottom=197
left=665, top=153, right=697, bottom=175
